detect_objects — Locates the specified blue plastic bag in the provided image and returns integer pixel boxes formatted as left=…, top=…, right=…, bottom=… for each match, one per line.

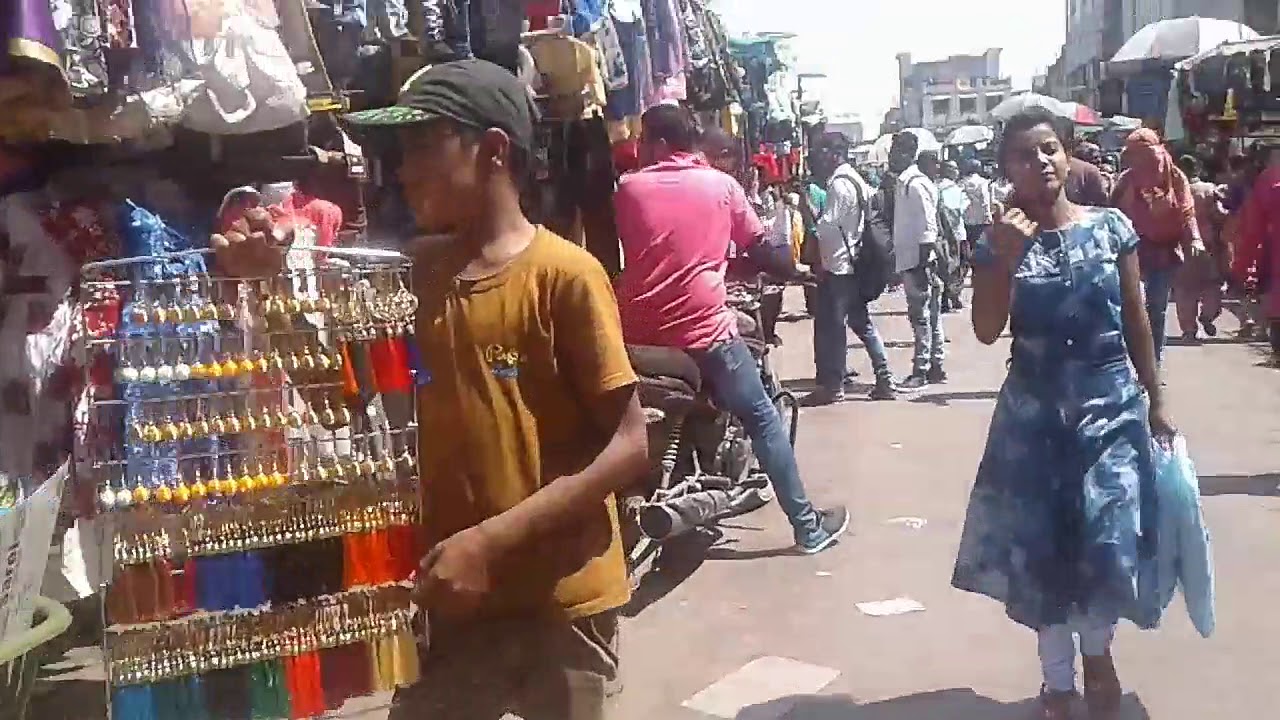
left=1138, top=435, right=1215, bottom=637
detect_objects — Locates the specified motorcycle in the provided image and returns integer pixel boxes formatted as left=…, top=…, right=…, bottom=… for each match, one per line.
left=621, top=277, right=799, bottom=582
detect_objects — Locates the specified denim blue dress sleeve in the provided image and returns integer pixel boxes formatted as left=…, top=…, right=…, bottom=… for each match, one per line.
left=952, top=208, right=1158, bottom=630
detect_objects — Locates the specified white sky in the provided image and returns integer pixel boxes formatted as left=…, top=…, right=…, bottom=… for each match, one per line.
left=717, top=0, right=1067, bottom=129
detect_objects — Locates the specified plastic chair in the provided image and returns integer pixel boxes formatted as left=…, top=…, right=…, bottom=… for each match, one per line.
left=0, top=597, right=73, bottom=720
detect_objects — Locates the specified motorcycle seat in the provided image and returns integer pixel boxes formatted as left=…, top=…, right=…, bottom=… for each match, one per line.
left=626, top=345, right=702, bottom=398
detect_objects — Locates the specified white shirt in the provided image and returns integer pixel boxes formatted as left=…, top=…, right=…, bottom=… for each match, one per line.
left=959, top=173, right=994, bottom=226
left=893, top=164, right=939, bottom=272
left=815, top=164, right=872, bottom=275
left=991, top=178, right=1014, bottom=206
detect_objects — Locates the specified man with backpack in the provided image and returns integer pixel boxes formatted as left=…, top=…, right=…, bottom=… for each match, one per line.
left=804, top=140, right=896, bottom=404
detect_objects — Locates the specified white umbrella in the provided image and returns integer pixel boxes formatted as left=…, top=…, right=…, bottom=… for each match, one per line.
left=1110, top=16, right=1259, bottom=68
left=944, top=125, right=994, bottom=146
left=989, top=93, right=1102, bottom=125
left=989, top=93, right=1067, bottom=120
left=866, top=128, right=941, bottom=165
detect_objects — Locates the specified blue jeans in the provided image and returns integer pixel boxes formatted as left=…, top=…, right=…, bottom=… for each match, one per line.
left=1142, top=265, right=1176, bottom=363
left=903, top=264, right=945, bottom=374
left=689, top=338, right=822, bottom=544
left=814, top=272, right=891, bottom=388
left=1038, top=617, right=1118, bottom=692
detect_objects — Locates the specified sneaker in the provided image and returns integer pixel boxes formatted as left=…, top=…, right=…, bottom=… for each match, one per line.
left=1179, top=330, right=1201, bottom=345
left=869, top=378, right=897, bottom=401
left=897, top=373, right=929, bottom=391
left=801, top=387, right=845, bottom=406
left=797, top=506, right=851, bottom=555
left=1201, top=319, right=1218, bottom=337
left=926, top=366, right=948, bottom=384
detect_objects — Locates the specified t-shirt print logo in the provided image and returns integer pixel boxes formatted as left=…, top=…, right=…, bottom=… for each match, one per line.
left=485, top=344, right=523, bottom=379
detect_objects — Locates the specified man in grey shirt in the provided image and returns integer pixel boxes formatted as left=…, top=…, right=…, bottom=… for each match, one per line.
left=888, top=132, right=945, bottom=389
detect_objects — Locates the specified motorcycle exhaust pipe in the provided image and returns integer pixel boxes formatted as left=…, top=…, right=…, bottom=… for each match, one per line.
left=637, top=482, right=772, bottom=541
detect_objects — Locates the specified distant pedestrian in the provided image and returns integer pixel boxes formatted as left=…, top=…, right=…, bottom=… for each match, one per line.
left=699, top=126, right=743, bottom=179
left=1065, top=132, right=1110, bottom=206
left=1220, top=154, right=1265, bottom=338
left=889, top=133, right=946, bottom=389
left=1173, top=155, right=1227, bottom=342
left=1234, top=143, right=1280, bottom=356
left=1111, top=129, right=1206, bottom=364
left=959, top=159, right=993, bottom=306
left=804, top=142, right=896, bottom=404
left=953, top=108, right=1175, bottom=720
left=934, top=159, right=971, bottom=312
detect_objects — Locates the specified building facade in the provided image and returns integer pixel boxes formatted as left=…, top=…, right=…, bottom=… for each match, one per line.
left=1061, top=0, right=1279, bottom=115
left=895, top=49, right=1013, bottom=136
left=825, top=113, right=865, bottom=145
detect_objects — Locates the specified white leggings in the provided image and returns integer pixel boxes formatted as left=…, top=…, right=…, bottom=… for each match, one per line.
left=1037, top=617, right=1118, bottom=692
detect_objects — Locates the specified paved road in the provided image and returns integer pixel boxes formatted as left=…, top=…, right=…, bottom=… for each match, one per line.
left=33, top=289, right=1279, bottom=720
left=611, top=287, right=1279, bottom=720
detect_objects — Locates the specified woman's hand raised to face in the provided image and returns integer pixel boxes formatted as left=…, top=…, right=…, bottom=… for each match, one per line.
left=990, top=201, right=1038, bottom=274
left=211, top=207, right=289, bottom=279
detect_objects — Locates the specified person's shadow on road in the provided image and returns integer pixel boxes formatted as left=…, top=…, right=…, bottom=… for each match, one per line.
left=734, top=688, right=1150, bottom=720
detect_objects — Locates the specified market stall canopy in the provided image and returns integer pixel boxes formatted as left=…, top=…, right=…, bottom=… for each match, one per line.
left=1173, top=35, right=1280, bottom=71
left=945, top=125, right=994, bottom=146
left=866, top=128, right=941, bottom=165
left=1109, top=16, right=1260, bottom=69
left=989, top=93, right=1101, bottom=125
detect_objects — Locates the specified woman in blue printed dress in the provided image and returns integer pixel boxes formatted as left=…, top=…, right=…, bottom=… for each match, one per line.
left=951, top=109, right=1177, bottom=720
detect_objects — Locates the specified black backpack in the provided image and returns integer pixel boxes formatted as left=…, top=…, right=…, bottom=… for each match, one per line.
left=833, top=175, right=894, bottom=303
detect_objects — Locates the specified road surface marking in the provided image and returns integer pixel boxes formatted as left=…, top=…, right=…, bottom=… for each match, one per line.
left=886, top=516, right=927, bottom=529
left=855, top=597, right=926, bottom=616
left=682, top=656, right=840, bottom=718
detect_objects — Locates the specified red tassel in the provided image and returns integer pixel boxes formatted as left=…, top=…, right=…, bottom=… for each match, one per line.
left=389, top=335, right=415, bottom=391
left=340, top=342, right=359, bottom=398
left=369, top=336, right=410, bottom=395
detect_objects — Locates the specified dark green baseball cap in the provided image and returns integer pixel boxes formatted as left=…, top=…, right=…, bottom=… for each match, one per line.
left=342, top=58, right=537, bottom=150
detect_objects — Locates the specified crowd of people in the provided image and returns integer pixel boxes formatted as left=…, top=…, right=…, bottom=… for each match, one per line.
left=791, top=118, right=1279, bottom=408
left=91, top=61, right=1267, bottom=720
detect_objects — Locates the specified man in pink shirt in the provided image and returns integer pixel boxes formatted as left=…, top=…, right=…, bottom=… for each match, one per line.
left=613, top=106, right=849, bottom=555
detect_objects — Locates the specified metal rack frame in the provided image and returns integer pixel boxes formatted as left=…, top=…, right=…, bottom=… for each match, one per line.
left=77, top=244, right=419, bottom=720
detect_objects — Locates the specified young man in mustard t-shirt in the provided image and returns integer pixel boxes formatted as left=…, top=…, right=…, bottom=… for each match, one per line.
left=342, top=60, right=649, bottom=719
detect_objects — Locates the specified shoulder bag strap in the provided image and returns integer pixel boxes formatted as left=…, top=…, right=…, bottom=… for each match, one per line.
left=832, top=175, right=868, bottom=259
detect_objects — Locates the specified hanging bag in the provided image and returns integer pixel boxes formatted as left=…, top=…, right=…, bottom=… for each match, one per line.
left=1138, top=434, right=1216, bottom=638
left=181, top=3, right=308, bottom=135
left=840, top=175, right=894, bottom=303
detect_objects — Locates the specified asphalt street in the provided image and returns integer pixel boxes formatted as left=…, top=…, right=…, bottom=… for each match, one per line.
left=32, top=288, right=1279, bottom=720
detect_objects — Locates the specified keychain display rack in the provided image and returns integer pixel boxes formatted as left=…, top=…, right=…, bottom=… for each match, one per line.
left=75, top=245, right=428, bottom=720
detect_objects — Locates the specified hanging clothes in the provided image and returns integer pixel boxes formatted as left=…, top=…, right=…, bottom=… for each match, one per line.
left=50, top=0, right=110, bottom=98
left=132, top=0, right=196, bottom=85
left=179, top=1, right=309, bottom=135
left=604, top=11, right=652, bottom=120
left=642, top=0, right=688, bottom=105
left=528, top=34, right=607, bottom=119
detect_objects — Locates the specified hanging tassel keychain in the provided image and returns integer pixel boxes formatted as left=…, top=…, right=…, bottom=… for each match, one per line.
left=153, top=558, right=176, bottom=622
left=390, top=268, right=428, bottom=387
left=106, top=564, right=139, bottom=626
left=390, top=629, right=421, bottom=687
left=173, top=559, right=197, bottom=616
left=111, top=684, right=156, bottom=720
